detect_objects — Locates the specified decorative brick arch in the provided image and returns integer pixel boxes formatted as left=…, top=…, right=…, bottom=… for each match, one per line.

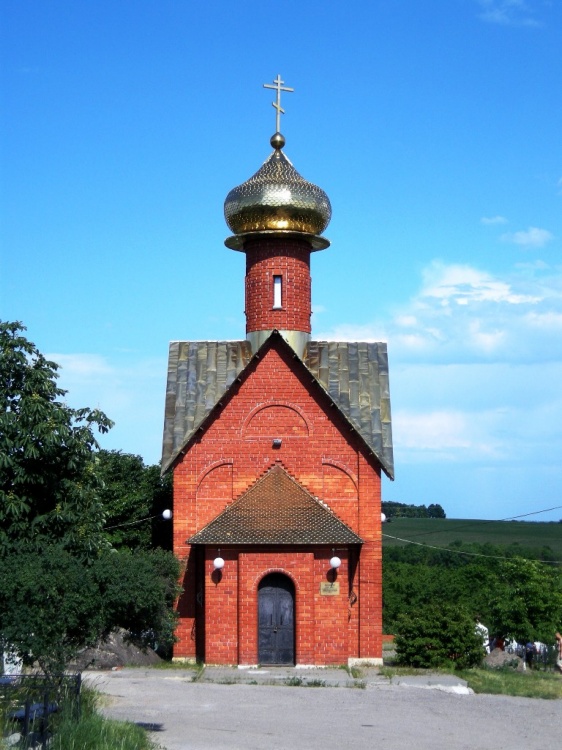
left=322, top=459, right=358, bottom=528
left=196, top=459, right=234, bottom=489
left=242, top=402, right=311, bottom=438
left=196, top=460, right=234, bottom=530
left=321, top=458, right=358, bottom=490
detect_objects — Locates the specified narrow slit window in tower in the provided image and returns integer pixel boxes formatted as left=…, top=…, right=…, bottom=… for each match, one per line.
left=273, top=275, right=282, bottom=309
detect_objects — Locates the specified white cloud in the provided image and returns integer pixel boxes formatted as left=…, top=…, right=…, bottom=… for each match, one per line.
left=481, top=215, right=508, bottom=225
left=316, top=259, right=562, bottom=364
left=393, top=332, right=434, bottom=350
left=420, top=261, right=540, bottom=306
left=390, top=360, right=562, bottom=473
left=394, top=410, right=472, bottom=452
left=314, top=260, right=562, bottom=517
left=514, top=259, right=549, bottom=271
left=524, top=311, right=562, bottom=329
left=395, top=315, right=418, bottom=327
left=48, top=353, right=113, bottom=379
left=501, top=226, right=554, bottom=248
left=312, top=304, right=327, bottom=314
left=314, top=322, right=388, bottom=342
left=476, top=0, right=541, bottom=27
left=317, top=257, right=562, bottom=519
left=393, top=406, right=509, bottom=462
left=48, top=352, right=166, bottom=464
left=467, top=320, right=506, bottom=352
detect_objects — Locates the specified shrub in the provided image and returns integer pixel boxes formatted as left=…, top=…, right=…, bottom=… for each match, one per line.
left=394, top=604, right=485, bottom=670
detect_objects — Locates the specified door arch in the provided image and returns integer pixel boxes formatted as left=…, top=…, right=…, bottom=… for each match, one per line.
left=258, top=573, right=295, bottom=665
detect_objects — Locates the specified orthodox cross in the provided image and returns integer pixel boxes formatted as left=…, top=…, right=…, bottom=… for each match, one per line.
left=263, top=75, right=294, bottom=133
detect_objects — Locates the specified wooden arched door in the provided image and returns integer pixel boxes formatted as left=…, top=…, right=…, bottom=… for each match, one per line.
left=258, top=573, right=295, bottom=665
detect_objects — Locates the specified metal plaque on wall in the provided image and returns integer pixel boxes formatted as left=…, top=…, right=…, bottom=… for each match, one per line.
left=320, top=582, right=340, bottom=596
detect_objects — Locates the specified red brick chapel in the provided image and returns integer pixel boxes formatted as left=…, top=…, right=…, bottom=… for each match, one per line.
left=161, top=78, right=394, bottom=667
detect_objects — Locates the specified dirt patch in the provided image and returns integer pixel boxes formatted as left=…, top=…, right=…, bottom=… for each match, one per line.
left=484, top=648, right=525, bottom=671
left=69, top=629, right=162, bottom=670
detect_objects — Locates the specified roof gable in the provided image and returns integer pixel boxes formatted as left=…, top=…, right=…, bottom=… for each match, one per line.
left=189, top=463, right=363, bottom=545
left=162, top=332, right=393, bottom=478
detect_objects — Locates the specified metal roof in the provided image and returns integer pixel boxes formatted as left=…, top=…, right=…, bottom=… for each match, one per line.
left=162, top=332, right=393, bottom=478
left=188, top=463, right=363, bottom=545
left=305, top=340, right=393, bottom=478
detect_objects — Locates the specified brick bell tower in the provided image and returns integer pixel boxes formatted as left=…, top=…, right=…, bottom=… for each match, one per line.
left=223, top=79, right=331, bottom=358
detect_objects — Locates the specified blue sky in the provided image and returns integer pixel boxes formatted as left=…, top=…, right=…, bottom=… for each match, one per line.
left=2, top=0, right=561, bottom=521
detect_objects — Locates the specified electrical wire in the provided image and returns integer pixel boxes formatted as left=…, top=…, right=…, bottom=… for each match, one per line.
left=386, top=505, right=562, bottom=539
left=382, top=532, right=562, bottom=565
left=104, top=513, right=163, bottom=531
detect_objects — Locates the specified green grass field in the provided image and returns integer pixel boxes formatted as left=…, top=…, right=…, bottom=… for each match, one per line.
left=382, top=518, right=562, bottom=558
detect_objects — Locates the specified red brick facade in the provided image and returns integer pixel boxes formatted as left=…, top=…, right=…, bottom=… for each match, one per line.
left=172, top=339, right=383, bottom=665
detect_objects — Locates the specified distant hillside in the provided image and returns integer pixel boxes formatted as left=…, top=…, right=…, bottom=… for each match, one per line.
left=382, top=517, right=562, bottom=559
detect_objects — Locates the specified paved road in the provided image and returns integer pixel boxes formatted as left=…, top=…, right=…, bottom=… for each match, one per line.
left=85, top=668, right=560, bottom=750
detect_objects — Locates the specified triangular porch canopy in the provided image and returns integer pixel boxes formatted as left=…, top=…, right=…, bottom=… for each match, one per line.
left=188, top=464, right=363, bottom=546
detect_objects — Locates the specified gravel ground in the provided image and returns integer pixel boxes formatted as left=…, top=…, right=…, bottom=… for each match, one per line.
left=85, top=668, right=560, bottom=750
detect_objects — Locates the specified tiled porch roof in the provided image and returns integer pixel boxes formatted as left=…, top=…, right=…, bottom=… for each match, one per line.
left=188, top=464, right=363, bottom=545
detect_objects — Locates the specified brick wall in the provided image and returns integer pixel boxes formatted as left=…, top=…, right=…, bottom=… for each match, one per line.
left=173, top=338, right=382, bottom=664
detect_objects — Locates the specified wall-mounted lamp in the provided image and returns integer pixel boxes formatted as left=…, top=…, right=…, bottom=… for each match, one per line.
left=330, top=555, right=342, bottom=570
left=213, top=549, right=225, bottom=570
left=272, top=439, right=282, bottom=448
left=162, top=509, right=173, bottom=520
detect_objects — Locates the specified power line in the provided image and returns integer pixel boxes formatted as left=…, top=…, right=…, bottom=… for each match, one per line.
left=104, top=510, right=172, bottom=531
left=388, top=505, right=562, bottom=539
left=501, top=505, right=562, bottom=521
left=382, top=532, right=562, bottom=566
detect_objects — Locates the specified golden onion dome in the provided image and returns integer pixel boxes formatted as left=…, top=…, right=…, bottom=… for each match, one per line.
left=224, top=133, right=332, bottom=241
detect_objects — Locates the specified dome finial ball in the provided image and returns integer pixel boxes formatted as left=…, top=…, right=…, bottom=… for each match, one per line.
left=270, top=132, right=285, bottom=150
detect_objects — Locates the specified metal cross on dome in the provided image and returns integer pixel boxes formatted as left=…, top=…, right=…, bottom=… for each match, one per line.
left=263, top=74, right=294, bottom=134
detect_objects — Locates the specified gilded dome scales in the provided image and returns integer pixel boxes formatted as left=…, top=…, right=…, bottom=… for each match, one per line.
left=224, top=76, right=331, bottom=251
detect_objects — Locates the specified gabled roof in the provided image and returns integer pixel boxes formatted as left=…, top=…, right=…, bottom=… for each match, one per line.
left=162, top=332, right=393, bottom=478
left=188, top=464, right=363, bottom=545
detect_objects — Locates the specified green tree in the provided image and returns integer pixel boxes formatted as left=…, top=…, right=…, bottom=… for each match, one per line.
left=488, top=558, right=562, bottom=644
left=0, top=546, right=181, bottom=679
left=0, top=322, right=181, bottom=675
left=0, top=546, right=105, bottom=679
left=383, top=544, right=562, bottom=645
left=0, top=321, right=113, bottom=558
left=94, top=450, right=172, bottom=551
left=394, top=604, right=485, bottom=670
left=93, top=548, right=180, bottom=653
left=427, top=503, right=446, bottom=518
left=382, top=501, right=447, bottom=519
